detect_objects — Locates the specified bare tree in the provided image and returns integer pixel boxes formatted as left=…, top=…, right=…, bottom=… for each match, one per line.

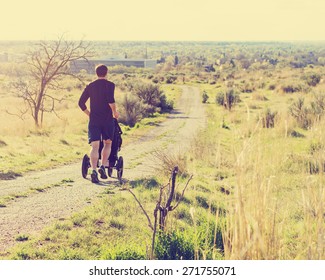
left=127, top=166, right=193, bottom=259
left=10, top=35, right=93, bottom=128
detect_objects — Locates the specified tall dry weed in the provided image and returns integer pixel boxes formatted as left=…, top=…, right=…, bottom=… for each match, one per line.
left=301, top=176, right=325, bottom=259
left=221, top=117, right=325, bottom=259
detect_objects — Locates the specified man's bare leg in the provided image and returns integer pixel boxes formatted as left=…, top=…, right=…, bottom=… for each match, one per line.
left=98, top=139, right=112, bottom=179
left=90, top=140, right=100, bottom=170
left=89, top=140, right=100, bottom=183
left=101, top=139, right=112, bottom=167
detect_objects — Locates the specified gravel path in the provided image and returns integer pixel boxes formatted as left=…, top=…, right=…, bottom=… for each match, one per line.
left=0, top=85, right=206, bottom=254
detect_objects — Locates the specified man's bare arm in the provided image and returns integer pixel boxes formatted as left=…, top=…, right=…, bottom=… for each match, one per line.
left=109, top=103, right=119, bottom=119
left=83, top=109, right=90, bottom=117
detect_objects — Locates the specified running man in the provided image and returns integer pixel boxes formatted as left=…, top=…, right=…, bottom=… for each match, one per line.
left=78, top=64, right=119, bottom=183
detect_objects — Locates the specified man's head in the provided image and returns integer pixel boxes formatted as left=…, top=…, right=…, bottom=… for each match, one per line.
left=95, top=64, right=108, bottom=78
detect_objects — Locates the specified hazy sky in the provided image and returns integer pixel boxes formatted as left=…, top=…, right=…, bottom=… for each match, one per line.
left=1, top=0, right=324, bottom=41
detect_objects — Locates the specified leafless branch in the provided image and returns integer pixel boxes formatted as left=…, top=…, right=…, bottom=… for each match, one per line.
left=151, top=184, right=166, bottom=258
left=127, top=187, right=154, bottom=231
left=170, top=174, right=193, bottom=210
left=165, top=166, right=179, bottom=210
left=5, top=108, right=29, bottom=120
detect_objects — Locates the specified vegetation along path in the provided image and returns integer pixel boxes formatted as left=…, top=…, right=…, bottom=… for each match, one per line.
left=0, top=85, right=206, bottom=254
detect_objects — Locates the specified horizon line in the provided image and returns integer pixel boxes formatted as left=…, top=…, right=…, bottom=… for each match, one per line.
left=1, top=39, right=325, bottom=43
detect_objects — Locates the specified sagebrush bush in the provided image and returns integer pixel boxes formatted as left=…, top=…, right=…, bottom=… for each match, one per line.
left=310, top=92, right=325, bottom=119
left=119, top=93, right=146, bottom=127
left=261, top=108, right=277, bottom=128
left=216, top=88, right=240, bottom=110
left=289, top=97, right=312, bottom=129
left=132, top=82, right=173, bottom=115
left=303, top=72, right=321, bottom=87
left=280, top=81, right=310, bottom=93
left=134, top=83, right=162, bottom=111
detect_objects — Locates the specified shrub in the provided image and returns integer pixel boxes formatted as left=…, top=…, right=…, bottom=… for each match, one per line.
left=281, top=83, right=303, bottom=93
left=159, top=94, right=174, bottom=112
left=155, top=231, right=194, bottom=260
left=119, top=82, right=173, bottom=126
left=15, top=234, right=29, bottom=242
left=216, top=89, right=240, bottom=110
left=134, top=83, right=172, bottom=114
left=289, top=98, right=312, bottom=129
left=310, top=92, right=325, bottom=119
left=202, top=91, right=209, bottom=103
left=134, top=83, right=161, bottom=107
left=306, top=141, right=325, bottom=174
left=290, top=130, right=305, bottom=138
left=119, top=93, right=146, bottom=127
left=261, top=108, right=277, bottom=128
left=166, top=75, right=177, bottom=84
left=303, top=72, right=321, bottom=87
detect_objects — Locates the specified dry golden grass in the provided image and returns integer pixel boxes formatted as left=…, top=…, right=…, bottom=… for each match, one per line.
left=189, top=80, right=325, bottom=259
left=0, top=83, right=88, bottom=174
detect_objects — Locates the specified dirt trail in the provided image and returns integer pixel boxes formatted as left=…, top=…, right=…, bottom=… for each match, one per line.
left=0, top=86, right=206, bottom=254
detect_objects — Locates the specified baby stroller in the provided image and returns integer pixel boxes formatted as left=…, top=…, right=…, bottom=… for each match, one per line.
left=82, top=118, right=124, bottom=181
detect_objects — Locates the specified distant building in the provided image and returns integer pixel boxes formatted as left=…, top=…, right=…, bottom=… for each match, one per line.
left=70, top=58, right=157, bottom=73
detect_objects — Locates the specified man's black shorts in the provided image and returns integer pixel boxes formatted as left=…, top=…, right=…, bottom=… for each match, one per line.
left=88, top=119, right=115, bottom=144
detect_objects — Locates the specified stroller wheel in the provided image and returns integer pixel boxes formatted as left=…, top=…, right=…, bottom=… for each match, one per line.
left=82, top=154, right=90, bottom=179
left=116, top=156, right=124, bottom=180
left=107, top=167, right=113, bottom=177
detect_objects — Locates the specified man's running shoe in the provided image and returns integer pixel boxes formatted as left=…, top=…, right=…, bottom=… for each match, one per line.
left=91, top=170, right=100, bottom=183
left=98, top=165, right=108, bottom=179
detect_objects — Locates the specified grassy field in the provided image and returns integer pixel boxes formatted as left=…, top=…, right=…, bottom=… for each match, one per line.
left=3, top=78, right=325, bottom=259
left=1, top=41, right=325, bottom=259
left=193, top=79, right=325, bottom=259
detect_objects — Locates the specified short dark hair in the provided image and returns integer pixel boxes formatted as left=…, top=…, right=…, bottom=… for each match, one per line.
left=95, top=64, right=108, bottom=77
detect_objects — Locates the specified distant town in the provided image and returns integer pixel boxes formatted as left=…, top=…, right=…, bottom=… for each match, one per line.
left=70, top=58, right=157, bottom=73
